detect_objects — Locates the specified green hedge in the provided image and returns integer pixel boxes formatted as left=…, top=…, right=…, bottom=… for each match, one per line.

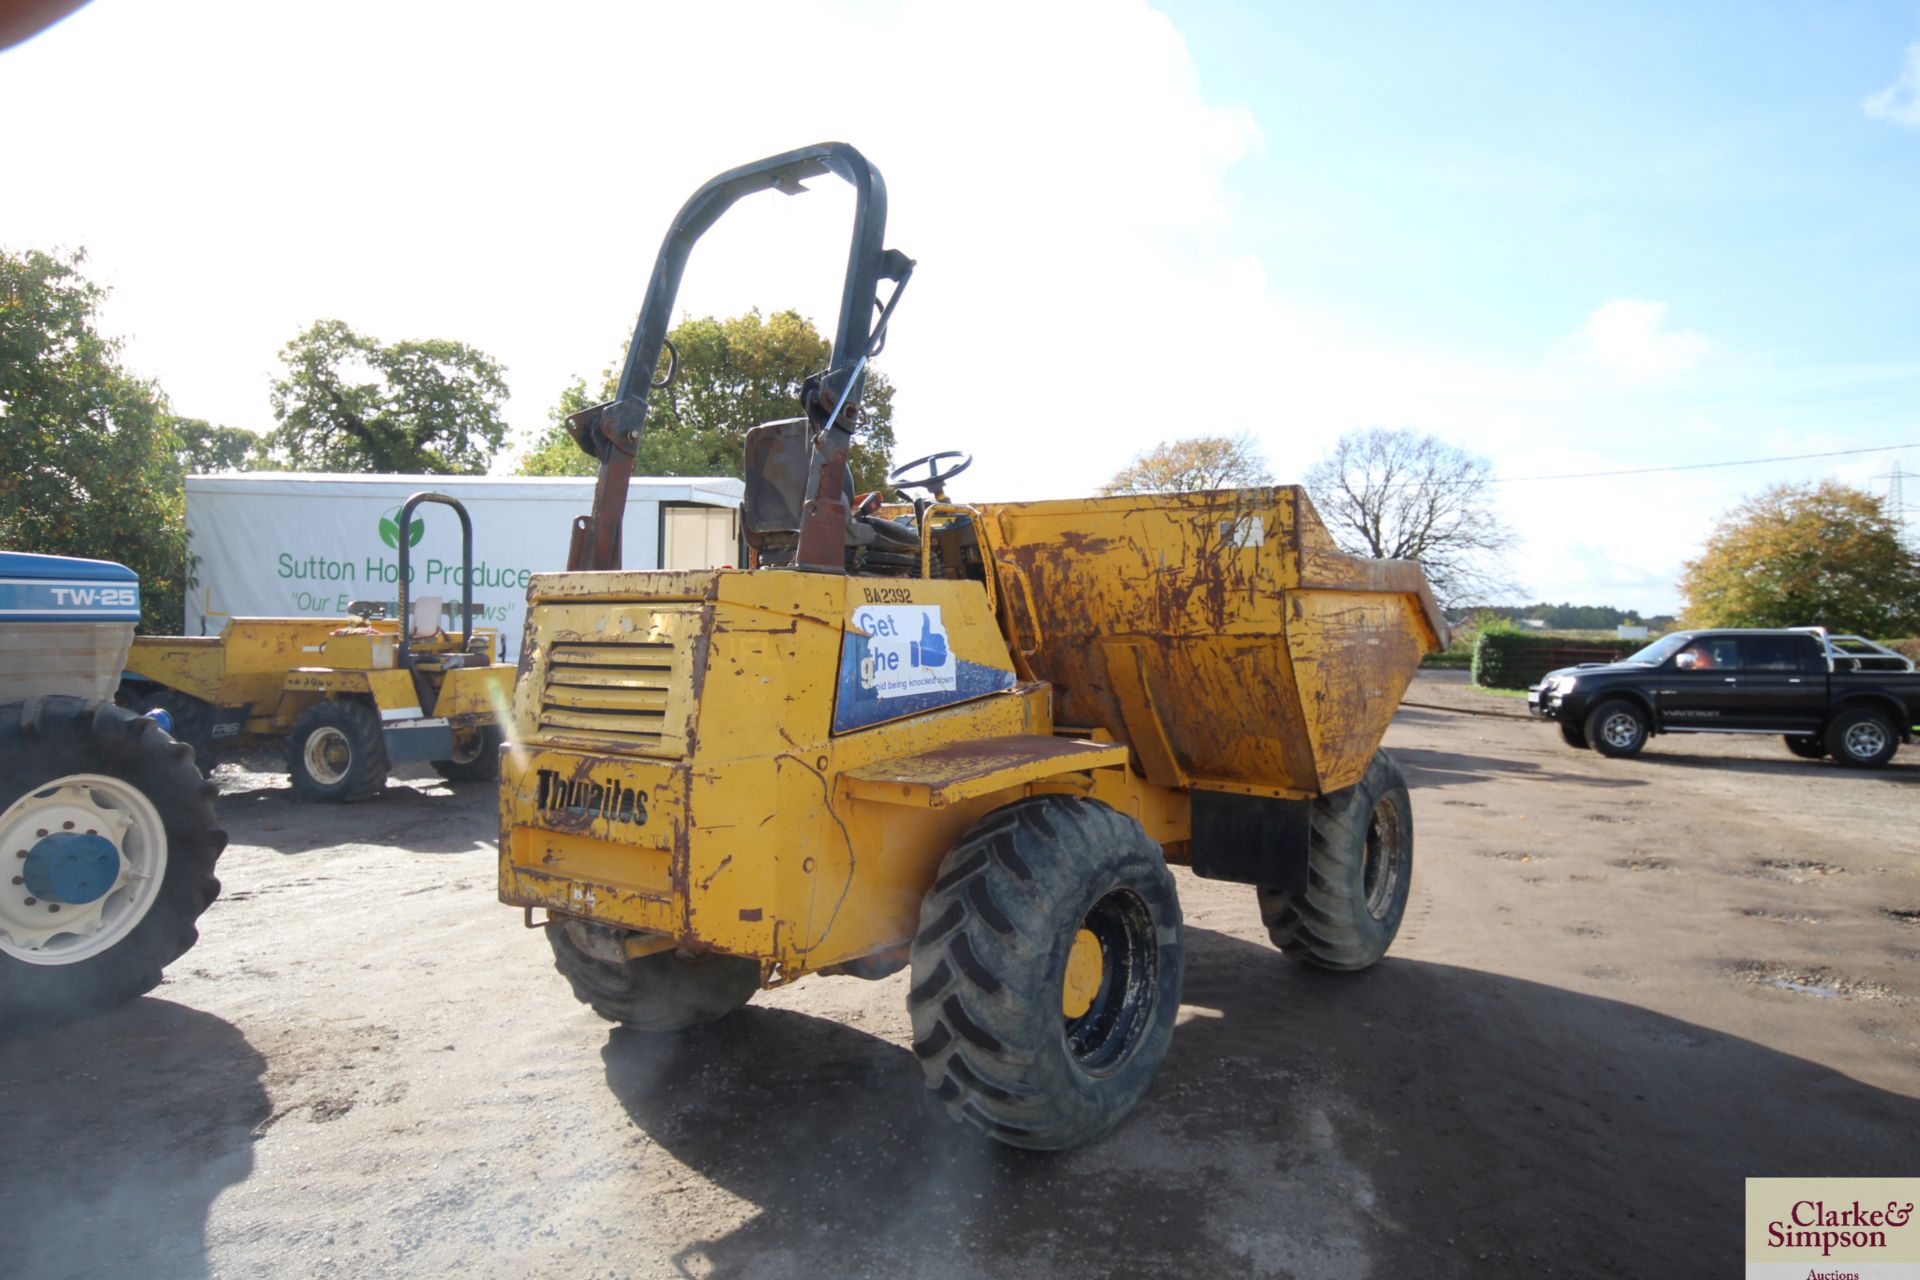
left=1472, top=632, right=1638, bottom=689
left=1419, top=651, right=1473, bottom=670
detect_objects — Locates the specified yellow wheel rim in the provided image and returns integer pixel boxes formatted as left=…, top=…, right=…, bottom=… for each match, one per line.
left=1062, top=927, right=1104, bottom=1018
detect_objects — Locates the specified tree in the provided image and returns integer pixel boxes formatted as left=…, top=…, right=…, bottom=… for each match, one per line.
left=0, top=247, right=189, bottom=631
left=1304, top=427, right=1518, bottom=608
left=168, top=416, right=265, bottom=476
left=520, top=309, right=899, bottom=491
left=268, top=319, right=508, bottom=473
left=1100, top=433, right=1272, bottom=495
left=1679, top=480, right=1920, bottom=635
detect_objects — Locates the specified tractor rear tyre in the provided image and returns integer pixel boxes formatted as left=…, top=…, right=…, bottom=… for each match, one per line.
left=547, top=919, right=759, bottom=1031
left=1558, top=721, right=1589, bottom=750
left=0, top=697, right=226, bottom=1035
left=148, top=689, right=221, bottom=778
left=908, top=795, right=1184, bottom=1151
left=1258, top=749, right=1413, bottom=971
left=431, top=724, right=503, bottom=783
left=1783, top=734, right=1827, bottom=761
left=287, top=699, right=389, bottom=803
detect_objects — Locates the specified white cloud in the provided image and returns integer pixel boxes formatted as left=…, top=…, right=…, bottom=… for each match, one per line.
left=1863, top=43, right=1920, bottom=128
left=1569, top=299, right=1714, bottom=380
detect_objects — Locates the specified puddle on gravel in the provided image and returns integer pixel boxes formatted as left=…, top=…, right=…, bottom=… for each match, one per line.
left=1753, top=858, right=1844, bottom=881
left=1610, top=853, right=1675, bottom=872
left=1740, top=908, right=1820, bottom=925
left=1886, top=909, right=1920, bottom=926
left=1729, top=961, right=1894, bottom=1002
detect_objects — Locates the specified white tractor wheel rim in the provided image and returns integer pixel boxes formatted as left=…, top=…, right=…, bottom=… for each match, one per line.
left=0, top=774, right=169, bottom=966
left=449, top=729, right=484, bottom=765
left=1844, top=721, right=1887, bottom=759
left=303, top=726, right=353, bottom=785
left=1603, top=713, right=1639, bottom=748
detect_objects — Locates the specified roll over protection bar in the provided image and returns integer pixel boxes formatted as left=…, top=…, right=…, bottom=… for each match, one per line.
left=394, top=491, right=474, bottom=674
left=564, top=142, right=914, bottom=573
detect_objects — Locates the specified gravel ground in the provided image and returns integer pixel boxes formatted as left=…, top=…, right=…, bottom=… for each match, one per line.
left=3, top=674, right=1916, bottom=1278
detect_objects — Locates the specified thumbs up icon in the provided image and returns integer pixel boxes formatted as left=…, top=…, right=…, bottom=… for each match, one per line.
left=909, top=613, right=948, bottom=668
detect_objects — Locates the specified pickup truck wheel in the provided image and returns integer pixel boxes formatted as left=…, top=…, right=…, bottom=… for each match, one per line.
left=1585, top=699, right=1649, bottom=758
left=287, top=700, right=388, bottom=802
left=1783, top=735, right=1827, bottom=761
left=1559, top=721, right=1589, bottom=749
left=1259, top=750, right=1413, bottom=971
left=908, top=795, right=1184, bottom=1151
left=1826, top=707, right=1898, bottom=769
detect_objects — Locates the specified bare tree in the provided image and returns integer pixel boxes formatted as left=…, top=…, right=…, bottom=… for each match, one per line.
left=1100, top=433, right=1274, bottom=495
left=1304, top=427, right=1518, bottom=607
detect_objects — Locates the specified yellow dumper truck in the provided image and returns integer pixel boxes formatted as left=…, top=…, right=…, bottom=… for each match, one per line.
left=123, top=494, right=515, bottom=801
left=498, top=145, right=1444, bottom=1149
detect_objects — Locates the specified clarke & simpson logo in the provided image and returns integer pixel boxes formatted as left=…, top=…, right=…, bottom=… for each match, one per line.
left=1747, top=1178, right=1920, bottom=1278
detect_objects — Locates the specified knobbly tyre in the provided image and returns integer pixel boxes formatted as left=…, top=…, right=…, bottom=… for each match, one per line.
left=0, top=552, right=225, bottom=1034
left=121, top=493, right=516, bottom=801
left=498, top=143, right=1446, bottom=1149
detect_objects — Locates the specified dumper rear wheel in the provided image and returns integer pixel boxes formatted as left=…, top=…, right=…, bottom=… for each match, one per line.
left=547, top=919, right=759, bottom=1032
left=287, top=699, right=387, bottom=803
left=431, top=725, right=502, bottom=783
left=0, top=697, right=225, bottom=1034
left=908, top=795, right=1183, bottom=1151
left=1259, top=750, right=1412, bottom=972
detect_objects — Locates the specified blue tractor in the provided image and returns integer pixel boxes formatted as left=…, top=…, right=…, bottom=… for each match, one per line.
left=0, top=552, right=225, bottom=1033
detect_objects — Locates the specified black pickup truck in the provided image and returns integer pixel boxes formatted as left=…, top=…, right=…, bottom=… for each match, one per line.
left=1528, top=628, right=1920, bottom=768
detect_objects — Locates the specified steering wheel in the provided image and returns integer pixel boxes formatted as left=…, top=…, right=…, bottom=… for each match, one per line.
left=888, top=451, right=972, bottom=494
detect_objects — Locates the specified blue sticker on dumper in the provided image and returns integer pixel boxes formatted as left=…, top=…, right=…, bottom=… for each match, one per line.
left=833, top=603, right=1015, bottom=733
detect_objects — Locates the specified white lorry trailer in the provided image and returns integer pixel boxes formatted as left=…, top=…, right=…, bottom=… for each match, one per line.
left=182, top=473, right=744, bottom=657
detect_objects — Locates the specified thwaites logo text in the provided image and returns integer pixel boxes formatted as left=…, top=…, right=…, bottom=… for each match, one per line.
left=536, top=768, right=648, bottom=826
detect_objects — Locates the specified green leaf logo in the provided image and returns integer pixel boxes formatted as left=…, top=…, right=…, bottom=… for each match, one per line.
left=378, top=508, right=427, bottom=549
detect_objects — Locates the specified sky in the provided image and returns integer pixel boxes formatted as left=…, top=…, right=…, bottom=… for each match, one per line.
left=4, top=0, right=1918, bottom=614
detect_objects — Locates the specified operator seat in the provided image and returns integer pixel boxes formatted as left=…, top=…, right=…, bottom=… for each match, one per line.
left=741, top=419, right=920, bottom=570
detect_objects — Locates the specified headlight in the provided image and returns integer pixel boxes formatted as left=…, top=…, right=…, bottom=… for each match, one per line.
left=1553, top=674, right=1580, bottom=693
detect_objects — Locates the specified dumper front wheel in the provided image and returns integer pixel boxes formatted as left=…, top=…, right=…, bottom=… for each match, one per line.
left=1259, top=750, right=1412, bottom=972
left=287, top=700, right=387, bottom=803
left=547, top=919, right=759, bottom=1032
left=908, top=795, right=1183, bottom=1151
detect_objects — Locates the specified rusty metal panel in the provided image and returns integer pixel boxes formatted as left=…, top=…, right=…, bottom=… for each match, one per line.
left=361, top=669, right=420, bottom=716
left=840, top=734, right=1129, bottom=807
left=433, top=664, right=517, bottom=727
left=982, top=486, right=1441, bottom=799
left=124, top=635, right=226, bottom=703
